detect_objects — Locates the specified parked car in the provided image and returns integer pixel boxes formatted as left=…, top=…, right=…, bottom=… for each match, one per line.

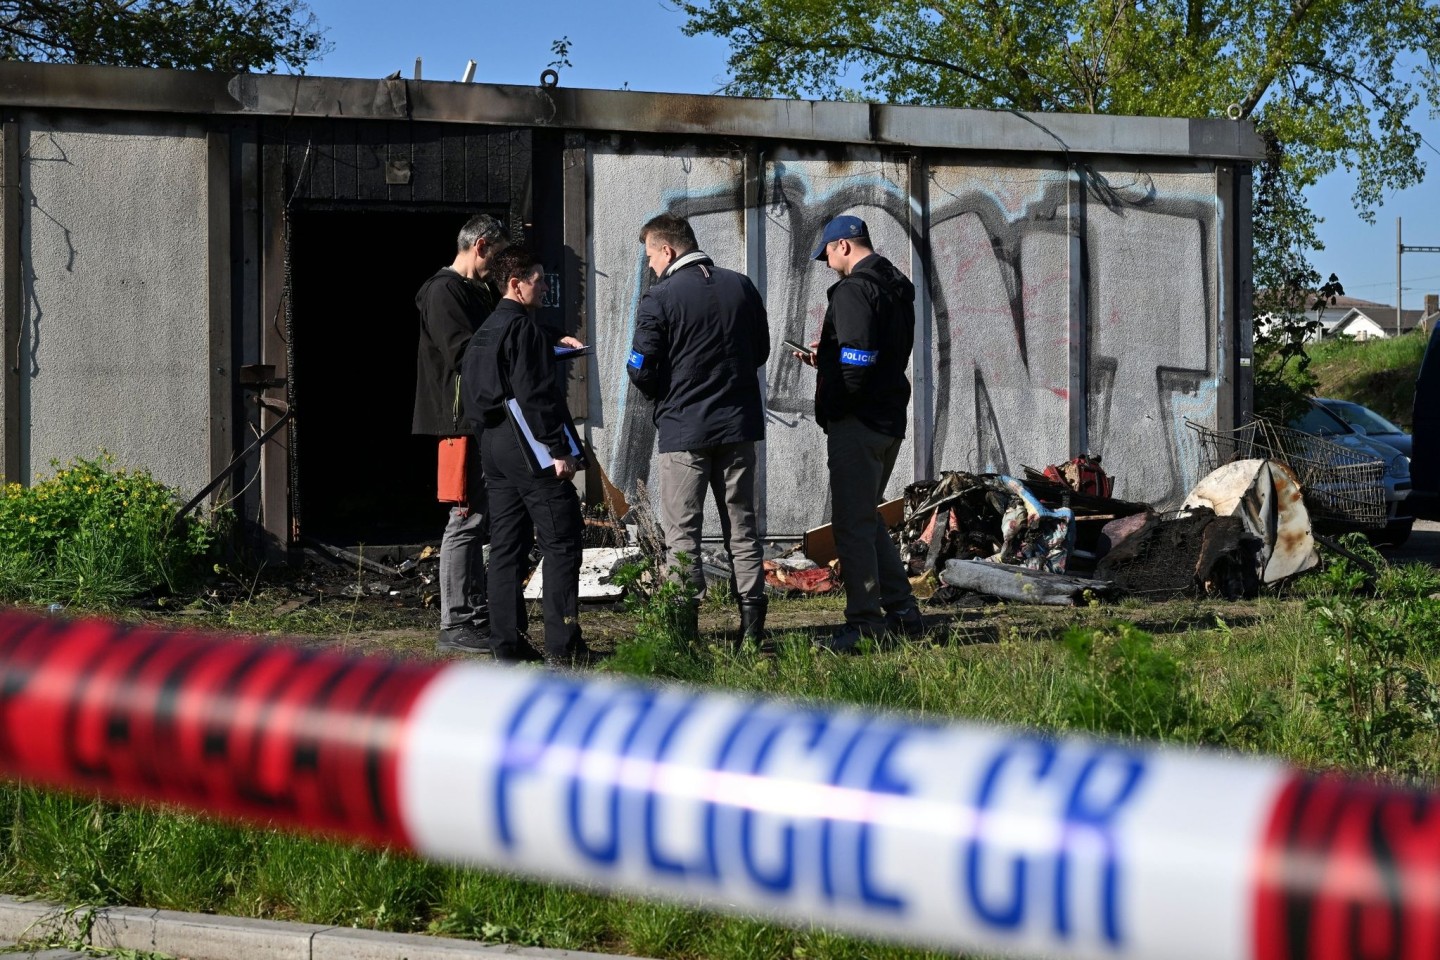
left=1288, top=400, right=1413, bottom=545
left=1314, top=397, right=1412, bottom=458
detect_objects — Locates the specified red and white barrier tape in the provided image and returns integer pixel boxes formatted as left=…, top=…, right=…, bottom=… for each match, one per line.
left=0, top=609, right=1434, bottom=960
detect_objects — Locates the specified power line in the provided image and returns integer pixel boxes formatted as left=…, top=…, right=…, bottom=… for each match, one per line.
left=1346, top=273, right=1440, bottom=290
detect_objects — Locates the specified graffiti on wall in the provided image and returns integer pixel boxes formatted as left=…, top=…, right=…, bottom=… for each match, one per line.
left=587, top=148, right=1221, bottom=536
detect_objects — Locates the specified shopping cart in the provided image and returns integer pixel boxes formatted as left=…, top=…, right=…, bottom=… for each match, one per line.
left=1184, top=417, right=1387, bottom=529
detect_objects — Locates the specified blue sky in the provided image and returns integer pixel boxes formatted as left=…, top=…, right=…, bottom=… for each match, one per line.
left=300, top=0, right=1440, bottom=307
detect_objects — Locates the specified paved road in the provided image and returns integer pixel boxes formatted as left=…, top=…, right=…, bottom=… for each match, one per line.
left=1377, top=518, right=1440, bottom=565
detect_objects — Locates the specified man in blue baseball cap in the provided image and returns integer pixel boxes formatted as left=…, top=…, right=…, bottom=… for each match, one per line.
left=792, top=214, right=924, bottom=651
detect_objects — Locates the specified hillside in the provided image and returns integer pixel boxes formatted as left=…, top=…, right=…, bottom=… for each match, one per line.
left=1301, top=328, right=1429, bottom=428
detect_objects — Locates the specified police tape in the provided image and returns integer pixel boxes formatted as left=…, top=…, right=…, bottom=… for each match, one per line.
left=0, top=608, right=1433, bottom=960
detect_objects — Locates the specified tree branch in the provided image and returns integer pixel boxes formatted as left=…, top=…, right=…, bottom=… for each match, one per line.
left=1237, top=0, right=1321, bottom=117
left=746, top=22, right=1022, bottom=107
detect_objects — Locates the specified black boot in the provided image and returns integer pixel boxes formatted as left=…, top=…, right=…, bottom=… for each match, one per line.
left=738, top=597, right=767, bottom=646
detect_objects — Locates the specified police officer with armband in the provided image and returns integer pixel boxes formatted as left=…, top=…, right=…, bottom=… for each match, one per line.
left=461, top=246, right=601, bottom=667
left=627, top=214, right=771, bottom=646
left=792, top=215, right=924, bottom=652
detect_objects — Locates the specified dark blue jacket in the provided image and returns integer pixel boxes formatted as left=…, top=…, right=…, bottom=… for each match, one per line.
left=626, top=253, right=770, bottom=453
left=815, top=253, right=915, bottom=438
left=462, top=300, right=575, bottom=460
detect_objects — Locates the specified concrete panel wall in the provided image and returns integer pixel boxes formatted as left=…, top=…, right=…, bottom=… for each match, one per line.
left=586, top=148, right=1226, bottom=534
left=761, top=150, right=914, bottom=535
left=19, top=114, right=212, bottom=494
left=586, top=145, right=920, bottom=537
left=928, top=161, right=1220, bottom=506
left=1085, top=166, right=1218, bottom=505
left=587, top=146, right=745, bottom=511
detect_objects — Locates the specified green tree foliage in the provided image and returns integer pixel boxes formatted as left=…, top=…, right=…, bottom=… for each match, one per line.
left=679, top=0, right=1440, bottom=299
left=0, top=0, right=327, bottom=73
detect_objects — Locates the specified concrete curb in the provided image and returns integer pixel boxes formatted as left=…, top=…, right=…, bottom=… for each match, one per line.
left=0, top=896, right=635, bottom=960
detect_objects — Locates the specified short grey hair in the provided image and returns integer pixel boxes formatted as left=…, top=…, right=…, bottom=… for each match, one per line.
left=457, top=214, right=507, bottom=252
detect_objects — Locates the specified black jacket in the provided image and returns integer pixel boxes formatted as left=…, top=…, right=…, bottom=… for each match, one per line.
left=815, top=253, right=915, bottom=438
left=412, top=267, right=497, bottom=436
left=626, top=253, right=770, bottom=453
left=462, top=299, right=576, bottom=461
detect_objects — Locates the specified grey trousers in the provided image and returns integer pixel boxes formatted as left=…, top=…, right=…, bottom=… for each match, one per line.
left=826, top=417, right=913, bottom=627
left=438, top=441, right=489, bottom=631
left=658, top=441, right=765, bottom=602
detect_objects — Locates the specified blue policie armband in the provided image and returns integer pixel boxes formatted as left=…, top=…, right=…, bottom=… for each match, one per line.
left=840, top=347, right=878, bottom=367
left=627, top=350, right=645, bottom=370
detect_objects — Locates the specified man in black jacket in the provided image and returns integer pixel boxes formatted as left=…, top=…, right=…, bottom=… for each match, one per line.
left=413, top=214, right=508, bottom=654
left=462, top=246, right=599, bottom=666
left=627, top=214, right=771, bottom=643
left=795, top=215, right=923, bottom=651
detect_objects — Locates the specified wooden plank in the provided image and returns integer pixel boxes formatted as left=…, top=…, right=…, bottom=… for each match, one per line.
left=802, top=498, right=905, bottom=566
left=440, top=125, right=466, bottom=201
left=306, top=119, right=334, bottom=201
left=258, top=137, right=292, bottom=558
left=410, top=122, right=442, bottom=203
left=330, top=118, right=358, bottom=199
left=355, top=120, right=387, bottom=200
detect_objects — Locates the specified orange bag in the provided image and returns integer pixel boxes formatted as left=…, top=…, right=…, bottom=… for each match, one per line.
left=437, top=437, right=470, bottom=503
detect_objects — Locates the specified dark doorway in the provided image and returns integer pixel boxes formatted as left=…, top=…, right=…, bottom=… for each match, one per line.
left=290, top=208, right=497, bottom=546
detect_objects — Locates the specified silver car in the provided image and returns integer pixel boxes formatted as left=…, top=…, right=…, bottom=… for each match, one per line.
left=1315, top=397, right=1412, bottom=459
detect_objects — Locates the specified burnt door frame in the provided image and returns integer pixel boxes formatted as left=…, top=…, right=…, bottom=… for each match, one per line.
left=256, top=118, right=537, bottom=557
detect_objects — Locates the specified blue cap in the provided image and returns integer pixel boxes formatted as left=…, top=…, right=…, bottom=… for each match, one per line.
left=812, top=215, right=869, bottom=261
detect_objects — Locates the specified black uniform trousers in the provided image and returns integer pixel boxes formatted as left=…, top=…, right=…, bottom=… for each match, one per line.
left=480, top=423, right=584, bottom=660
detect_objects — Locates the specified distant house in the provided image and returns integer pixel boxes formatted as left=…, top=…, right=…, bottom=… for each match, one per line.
left=1256, top=294, right=1432, bottom=342
left=1309, top=296, right=1427, bottom=341
left=1331, top=309, right=1394, bottom=340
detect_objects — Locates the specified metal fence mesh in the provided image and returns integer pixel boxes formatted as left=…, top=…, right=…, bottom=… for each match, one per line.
left=1185, top=418, right=1387, bottom=528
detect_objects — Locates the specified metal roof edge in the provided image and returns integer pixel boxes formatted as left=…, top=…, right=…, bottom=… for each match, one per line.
left=0, top=61, right=1267, bottom=161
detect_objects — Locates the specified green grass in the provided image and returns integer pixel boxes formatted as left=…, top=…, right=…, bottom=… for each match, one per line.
left=4, top=558, right=1440, bottom=959
left=1302, top=327, right=1428, bottom=427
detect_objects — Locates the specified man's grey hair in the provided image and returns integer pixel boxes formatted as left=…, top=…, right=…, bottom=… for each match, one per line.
left=457, top=213, right=507, bottom=252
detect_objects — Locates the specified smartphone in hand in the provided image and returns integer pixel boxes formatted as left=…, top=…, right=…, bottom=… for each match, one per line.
left=783, top=338, right=813, bottom=355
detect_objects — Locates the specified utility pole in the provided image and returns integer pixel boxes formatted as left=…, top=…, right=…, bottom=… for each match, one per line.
left=1398, top=216, right=1440, bottom=336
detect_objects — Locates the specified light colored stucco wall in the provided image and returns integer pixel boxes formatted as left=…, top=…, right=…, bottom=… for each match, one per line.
left=586, top=146, right=1225, bottom=536
left=587, top=146, right=746, bottom=514
left=19, top=114, right=212, bottom=494
left=931, top=162, right=1220, bottom=507
left=760, top=150, right=914, bottom=535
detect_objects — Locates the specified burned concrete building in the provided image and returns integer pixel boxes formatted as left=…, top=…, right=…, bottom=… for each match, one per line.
left=0, top=62, right=1263, bottom=554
